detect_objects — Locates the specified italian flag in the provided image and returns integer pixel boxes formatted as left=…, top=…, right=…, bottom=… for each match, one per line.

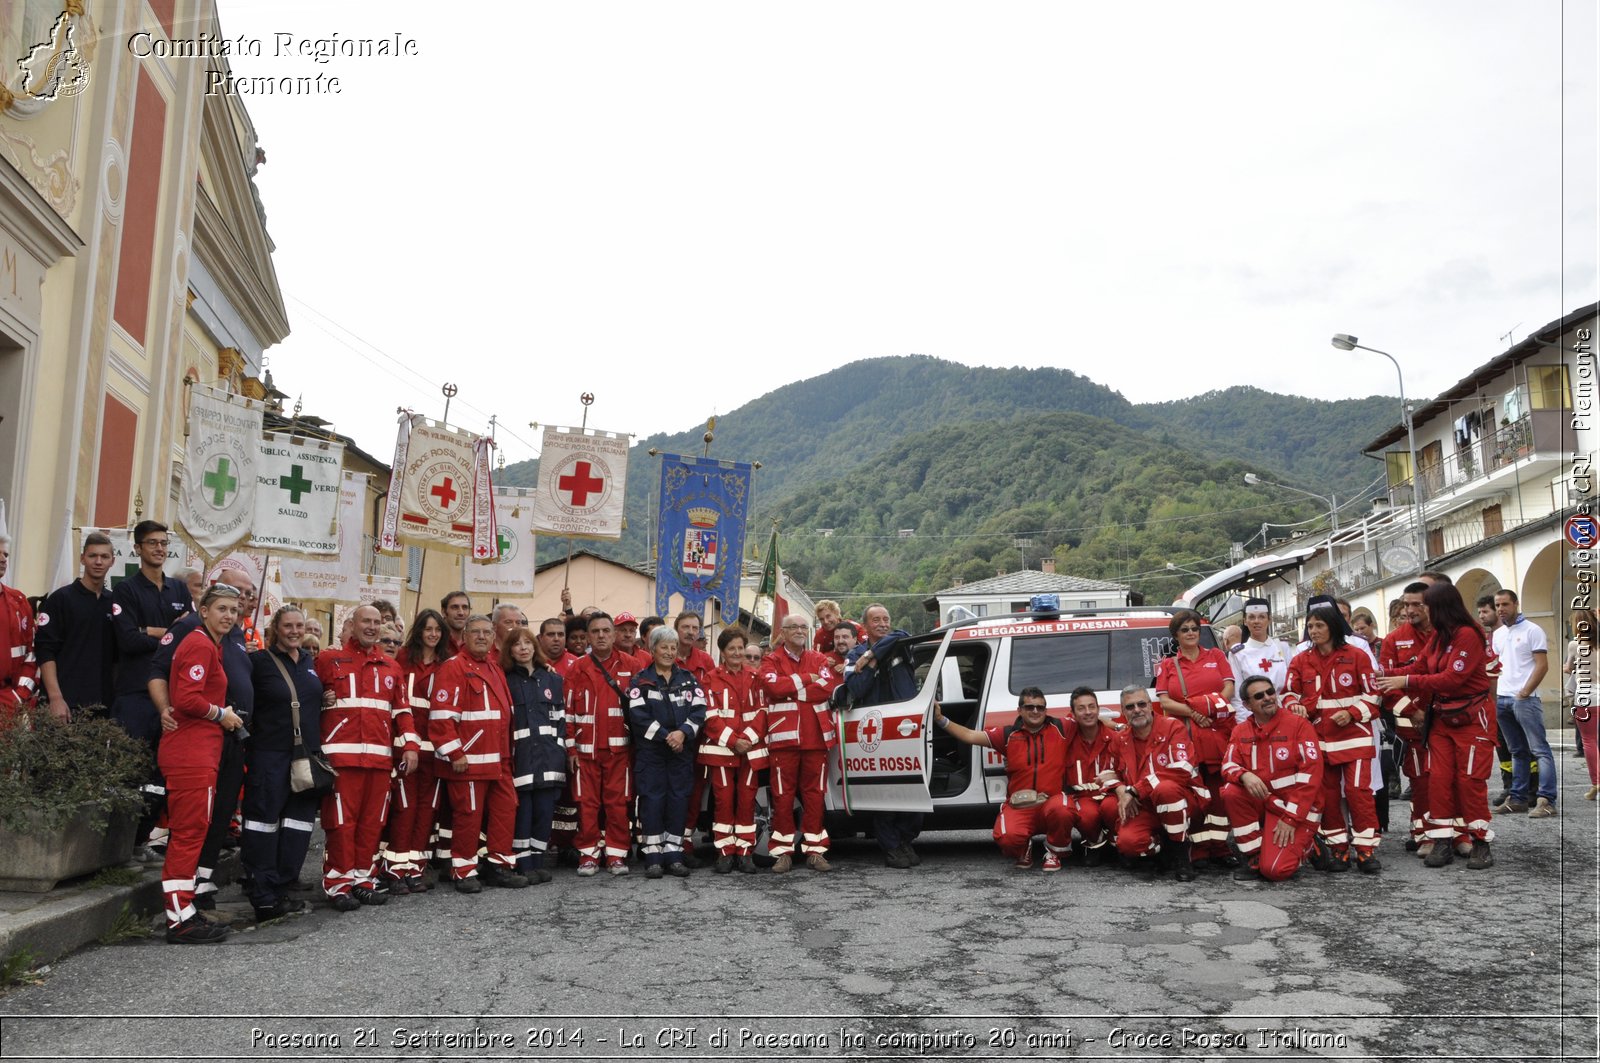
left=754, top=526, right=788, bottom=632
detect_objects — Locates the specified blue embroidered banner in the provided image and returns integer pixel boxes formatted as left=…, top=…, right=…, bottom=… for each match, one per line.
left=654, top=454, right=753, bottom=617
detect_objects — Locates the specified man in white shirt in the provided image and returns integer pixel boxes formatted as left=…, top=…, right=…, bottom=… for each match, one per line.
left=1491, top=589, right=1554, bottom=817
left=1227, top=598, right=1293, bottom=721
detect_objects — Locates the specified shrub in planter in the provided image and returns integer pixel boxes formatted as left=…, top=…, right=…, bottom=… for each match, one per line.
left=0, top=711, right=151, bottom=890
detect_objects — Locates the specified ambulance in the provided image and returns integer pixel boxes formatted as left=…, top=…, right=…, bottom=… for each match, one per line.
left=821, top=599, right=1220, bottom=833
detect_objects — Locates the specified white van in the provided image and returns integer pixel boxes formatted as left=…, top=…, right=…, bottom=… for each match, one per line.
left=822, top=605, right=1218, bottom=833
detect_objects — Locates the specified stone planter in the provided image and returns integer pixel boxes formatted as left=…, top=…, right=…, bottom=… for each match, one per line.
left=0, top=805, right=137, bottom=892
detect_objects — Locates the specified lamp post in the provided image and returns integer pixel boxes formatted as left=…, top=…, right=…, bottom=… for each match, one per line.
left=1165, top=561, right=1207, bottom=579
left=1331, top=334, right=1427, bottom=573
left=1243, top=472, right=1338, bottom=536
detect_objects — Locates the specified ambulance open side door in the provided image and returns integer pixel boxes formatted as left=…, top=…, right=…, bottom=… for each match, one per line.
left=827, top=634, right=942, bottom=815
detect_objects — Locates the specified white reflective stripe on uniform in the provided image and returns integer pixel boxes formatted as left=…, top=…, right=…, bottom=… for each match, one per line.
left=464, top=752, right=502, bottom=764
left=513, top=773, right=534, bottom=787
left=1465, top=747, right=1475, bottom=775
left=1270, top=772, right=1313, bottom=789
left=435, top=738, right=462, bottom=756
left=323, top=742, right=393, bottom=757
left=769, top=728, right=799, bottom=743
left=283, top=817, right=315, bottom=832
left=242, top=819, right=279, bottom=834
left=607, top=735, right=629, bottom=746
left=162, top=878, right=196, bottom=891
left=17, top=677, right=34, bottom=690
left=460, top=709, right=500, bottom=721
left=574, top=742, right=595, bottom=754
left=538, top=725, right=559, bottom=736
left=1235, top=835, right=1262, bottom=852
left=9, top=645, right=25, bottom=658
left=1317, top=695, right=1371, bottom=710
left=644, top=721, right=661, bottom=741
left=433, top=708, right=462, bottom=721
left=513, top=728, right=531, bottom=740
left=607, top=706, right=626, bottom=716
left=1323, top=736, right=1374, bottom=754
left=324, top=719, right=349, bottom=744
left=540, top=771, right=564, bottom=782
left=1155, top=801, right=1187, bottom=813
left=334, top=696, right=393, bottom=712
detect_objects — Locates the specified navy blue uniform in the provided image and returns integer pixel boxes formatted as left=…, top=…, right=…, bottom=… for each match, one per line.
left=626, top=664, right=706, bottom=867
left=845, top=629, right=924, bottom=856
left=33, top=580, right=117, bottom=714
left=506, top=662, right=567, bottom=873
left=240, top=646, right=324, bottom=909
left=109, top=569, right=192, bottom=844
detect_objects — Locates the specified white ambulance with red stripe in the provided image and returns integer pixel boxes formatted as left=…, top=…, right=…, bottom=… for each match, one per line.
left=824, top=603, right=1218, bottom=834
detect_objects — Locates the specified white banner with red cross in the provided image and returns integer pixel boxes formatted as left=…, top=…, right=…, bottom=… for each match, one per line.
left=531, top=425, right=628, bottom=541
left=379, top=413, right=499, bottom=559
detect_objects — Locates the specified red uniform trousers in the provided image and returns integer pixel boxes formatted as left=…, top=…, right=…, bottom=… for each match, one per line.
left=574, top=752, right=633, bottom=861
left=992, top=794, right=1073, bottom=857
left=1320, top=758, right=1379, bottom=854
left=1114, top=780, right=1192, bottom=856
left=1062, top=792, right=1119, bottom=848
left=380, top=769, right=426, bottom=880
left=703, top=763, right=761, bottom=855
left=769, top=748, right=829, bottom=855
left=1188, top=730, right=1232, bottom=859
left=161, top=767, right=215, bottom=928
left=322, top=766, right=391, bottom=897
left=447, top=773, right=517, bottom=879
left=1221, top=782, right=1321, bottom=881
left=1399, top=739, right=1431, bottom=843
left=1426, top=718, right=1496, bottom=844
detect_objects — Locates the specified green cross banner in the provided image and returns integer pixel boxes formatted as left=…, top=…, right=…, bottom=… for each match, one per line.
left=464, top=488, right=537, bottom=596
left=179, top=386, right=262, bottom=560
left=250, top=433, right=346, bottom=557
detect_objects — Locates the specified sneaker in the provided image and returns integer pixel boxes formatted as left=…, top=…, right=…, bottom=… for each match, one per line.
left=330, top=893, right=360, bottom=912
left=737, top=854, right=758, bottom=874
left=480, top=866, right=531, bottom=889
left=1423, top=842, right=1454, bottom=868
left=1326, top=847, right=1351, bottom=873
left=1232, top=861, right=1263, bottom=882
left=1014, top=843, right=1034, bottom=869
left=351, top=885, right=388, bottom=906
left=1355, top=852, right=1382, bottom=875
left=166, top=915, right=230, bottom=944
left=805, top=853, right=832, bottom=872
left=1494, top=797, right=1529, bottom=814
left=665, top=861, right=691, bottom=878
left=1041, top=850, right=1062, bottom=873
left=1491, top=789, right=1510, bottom=808
left=714, top=855, right=735, bottom=875
left=1585, top=784, right=1599, bottom=801
left=252, top=897, right=307, bottom=921
left=771, top=853, right=792, bottom=874
left=1466, top=840, right=1494, bottom=870
left=899, top=843, right=921, bottom=867
left=576, top=857, right=600, bottom=877
left=606, top=858, right=630, bottom=877
left=1529, top=797, right=1556, bottom=818
left=883, top=848, right=912, bottom=870
left=131, top=845, right=162, bottom=865
left=454, top=876, right=483, bottom=894
left=645, top=864, right=664, bottom=879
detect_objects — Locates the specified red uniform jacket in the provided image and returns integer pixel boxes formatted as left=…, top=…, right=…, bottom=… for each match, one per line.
left=698, top=665, right=767, bottom=768
left=1113, top=715, right=1206, bottom=803
left=982, top=717, right=1070, bottom=797
left=1379, top=622, right=1429, bottom=744
left=315, top=638, right=418, bottom=770
left=1221, top=708, right=1324, bottom=828
left=1407, top=626, right=1495, bottom=707
left=675, top=646, right=717, bottom=688
left=430, top=652, right=513, bottom=780
left=397, top=649, right=447, bottom=757
left=565, top=649, right=645, bottom=759
left=757, top=647, right=840, bottom=750
left=1061, top=722, right=1122, bottom=795
left=1154, top=648, right=1234, bottom=766
left=159, top=627, right=228, bottom=771
left=0, top=583, right=37, bottom=713
left=1283, top=643, right=1379, bottom=764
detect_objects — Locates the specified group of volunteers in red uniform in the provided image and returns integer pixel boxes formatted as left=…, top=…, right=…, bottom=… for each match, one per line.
left=939, top=577, right=1502, bottom=882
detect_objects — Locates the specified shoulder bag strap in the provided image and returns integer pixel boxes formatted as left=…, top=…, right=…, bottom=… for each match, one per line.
left=265, top=650, right=305, bottom=744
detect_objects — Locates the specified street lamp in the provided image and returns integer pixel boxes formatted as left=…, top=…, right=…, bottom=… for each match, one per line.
left=1330, top=334, right=1427, bottom=573
left=1166, top=561, right=1207, bottom=579
left=1243, top=472, right=1338, bottom=536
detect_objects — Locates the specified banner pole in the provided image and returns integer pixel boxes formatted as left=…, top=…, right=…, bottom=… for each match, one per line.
left=564, top=392, right=595, bottom=592
left=252, top=551, right=271, bottom=640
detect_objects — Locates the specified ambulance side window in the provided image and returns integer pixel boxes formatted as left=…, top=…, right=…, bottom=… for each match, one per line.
left=1009, top=634, right=1108, bottom=694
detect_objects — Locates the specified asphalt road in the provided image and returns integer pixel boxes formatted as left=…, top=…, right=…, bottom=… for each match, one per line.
left=1, top=760, right=1596, bottom=1063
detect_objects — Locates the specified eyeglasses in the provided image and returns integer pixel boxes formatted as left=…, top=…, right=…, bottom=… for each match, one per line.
left=380, top=638, right=401, bottom=647
left=1020, top=702, right=1048, bottom=711
left=1177, top=624, right=1200, bottom=634
left=1123, top=699, right=1150, bottom=709
left=1248, top=690, right=1276, bottom=703
left=139, top=538, right=170, bottom=549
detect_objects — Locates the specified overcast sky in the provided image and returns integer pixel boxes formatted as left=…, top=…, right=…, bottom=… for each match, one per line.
left=215, top=1, right=1598, bottom=467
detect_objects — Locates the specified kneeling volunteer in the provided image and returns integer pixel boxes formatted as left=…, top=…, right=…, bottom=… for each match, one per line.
left=935, top=688, right=1072, bottom=871
left=1221, top=677, right=1325, bottom=881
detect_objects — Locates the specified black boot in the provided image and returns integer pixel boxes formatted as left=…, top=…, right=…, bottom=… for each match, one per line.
left=1171, top=841, right=1196, bottom=882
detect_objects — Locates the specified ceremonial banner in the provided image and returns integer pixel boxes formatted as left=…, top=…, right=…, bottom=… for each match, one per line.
left=251, top=433, right=345, bottom=555
left=179, top=385, right=263, bottom=561
left=205, top=550, right=284, bottom=639
left=754, top=526, right=788, bottom=630
left=465, top=487, right=537, bottom=596
left=379, top=414, right=499, bottom=559
left=532, top=426, right=628, bottom=540
left=654, top=454, right=752, bottom=616
left=332, top=575, right=410, bottom=637
left=80, top=528, right=194, bottom=589
left=279, top=472, right=368, bottom=602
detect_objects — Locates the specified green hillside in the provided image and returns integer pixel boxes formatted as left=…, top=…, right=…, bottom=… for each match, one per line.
left=497, top=355, right=1399, bottom=584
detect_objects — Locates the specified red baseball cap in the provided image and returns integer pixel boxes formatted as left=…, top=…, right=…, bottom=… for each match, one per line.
left=614, top=612, right=638, bottom=627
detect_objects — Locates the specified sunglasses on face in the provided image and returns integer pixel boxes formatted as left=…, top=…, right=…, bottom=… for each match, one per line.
left=380, top=638, right=401, bottom=647
left=1123, top=699, right=1150, bottom=710
left=1248, top=690, right=1276, bottom=703
left=1020, top=703, right=1048, bottom=711
left=1177, top=625, right=1200, bottom=634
